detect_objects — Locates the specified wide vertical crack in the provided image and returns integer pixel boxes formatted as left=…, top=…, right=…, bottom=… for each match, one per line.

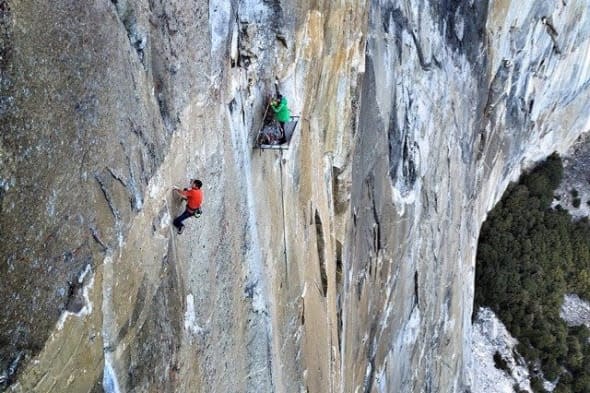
left=315, top=209, right=328, bottom=297
left=110, top=0, right=146, bottom=66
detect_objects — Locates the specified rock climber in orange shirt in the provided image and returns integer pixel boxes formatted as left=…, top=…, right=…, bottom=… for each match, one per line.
left=172, top=179, right=203, bottom=234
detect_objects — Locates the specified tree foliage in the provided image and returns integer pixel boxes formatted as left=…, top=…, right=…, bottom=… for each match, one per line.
left=475, top=153, right=590, bottom=392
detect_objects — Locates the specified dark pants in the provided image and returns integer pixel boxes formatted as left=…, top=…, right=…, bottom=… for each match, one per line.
left=278, top=121, right=286, bottom=141
left=173, top=209, right=194, bottom=230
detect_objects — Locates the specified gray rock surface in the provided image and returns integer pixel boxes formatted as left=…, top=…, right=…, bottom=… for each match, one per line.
left=553, top=133, right=590, bottom=218
left=561, top=294, right=590, bottom=328
left=471, top=308, right=532, bottom=393
left=346, top=1, right=590, bottom=391
left=0, top=1, right=590, bottom=392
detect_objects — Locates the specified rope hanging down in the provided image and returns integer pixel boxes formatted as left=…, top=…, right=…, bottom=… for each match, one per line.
left=278, top=149, right=288, bottom=284
left=164, top=193, right=180, bottom=266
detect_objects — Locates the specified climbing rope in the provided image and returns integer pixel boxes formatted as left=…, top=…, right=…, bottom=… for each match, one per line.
left=278, top=149, right=289, bottom=284
left=164, top=192, right=180, bottom=268
left=163, top=191, right=190, bottom=313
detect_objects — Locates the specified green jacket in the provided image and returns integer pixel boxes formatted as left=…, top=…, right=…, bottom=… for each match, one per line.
left=271, top=97, right=291, bottom=123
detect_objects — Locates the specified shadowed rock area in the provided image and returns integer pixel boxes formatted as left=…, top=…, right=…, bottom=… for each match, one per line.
left=1, top=0, right=207, bottom=389
left=1, top=0, right=167, bottom=380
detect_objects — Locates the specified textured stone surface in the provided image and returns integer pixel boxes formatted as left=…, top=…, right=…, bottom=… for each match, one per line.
left=553, top=133, right=590, bottom=218
left=471, top=308, right=532, bottom=393
left=346, top=0, right=590, bottom=392
left=1, top=0, right=208, bottom=390
left=561, top=294, right=590, bottom=328
left=1, top=1, right=590, bottom=392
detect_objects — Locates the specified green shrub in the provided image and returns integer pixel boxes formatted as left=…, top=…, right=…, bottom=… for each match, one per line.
left=553, top=383, right=573, bottom=393
left=573, top=374, right=590, bottom=393
left=530, top=376, right=547, bottom=393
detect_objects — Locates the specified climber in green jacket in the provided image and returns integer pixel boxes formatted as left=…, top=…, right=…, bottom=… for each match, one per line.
left=270, top=94, right=291, bottom=138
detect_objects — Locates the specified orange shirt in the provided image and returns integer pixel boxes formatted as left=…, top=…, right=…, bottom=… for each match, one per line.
left=181, top=187, right=203, bottom=210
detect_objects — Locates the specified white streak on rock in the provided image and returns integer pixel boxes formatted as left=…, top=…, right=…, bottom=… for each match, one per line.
left=56, top=264, right=94, bottom=331
left=47, top=189, right=57, bottom=217
left=103, top=353, right=122, bottom=393
left=184, top=293, right=204, bottom=336
left=402, top=307, right=421, bottom=345
left=454, top=8, right=465, bottom=41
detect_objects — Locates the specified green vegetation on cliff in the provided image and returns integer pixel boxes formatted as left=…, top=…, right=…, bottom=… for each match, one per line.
left=475, top=153, right=590, bottom=393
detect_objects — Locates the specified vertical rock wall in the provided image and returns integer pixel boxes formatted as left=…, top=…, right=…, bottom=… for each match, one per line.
left=1, top=0, right=212, bottom=390
left=1, top=0, right=590, bottom=392
left=2, top=0, right=366, bottom=391
left=345, top=0, right=590, bottom=392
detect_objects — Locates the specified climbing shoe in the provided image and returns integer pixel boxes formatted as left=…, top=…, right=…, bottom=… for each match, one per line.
left=177, top=226, right=184, bottom=235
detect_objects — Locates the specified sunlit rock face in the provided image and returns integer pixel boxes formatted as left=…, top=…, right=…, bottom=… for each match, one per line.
left=553, top=133, right=590, bottom=218
left=471, top=308, right=532, bottom=393
left=346, top=0, right=590, bottom=392
left=561, top=294, right=590, bottom=328
left=1, top=0, right=590, bottom=392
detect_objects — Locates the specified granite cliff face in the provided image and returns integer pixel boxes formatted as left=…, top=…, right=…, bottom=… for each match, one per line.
left=1, top=1, right=590, bottom=392
left=347, top=1, right=590, bottom=392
